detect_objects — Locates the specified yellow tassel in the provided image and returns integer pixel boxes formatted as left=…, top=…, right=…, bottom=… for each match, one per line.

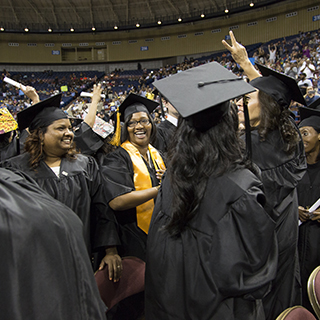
left=109, top=107, right=121, bottom=146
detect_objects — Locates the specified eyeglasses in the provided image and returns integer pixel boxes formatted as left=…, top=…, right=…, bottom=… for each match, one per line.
left=127, top=119, right=151, bottom=128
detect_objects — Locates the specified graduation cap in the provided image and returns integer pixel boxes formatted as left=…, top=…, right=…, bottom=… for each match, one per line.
left=17, top=93, right=67, bottom=132
left=118, top=93, right=159, bottom=122
left=68, top=117, right=83, bottom=128
left=250, top=63, right=306, bottom=107
left=153, top=61, right=255, bottom=131
left=0, top=107, right=18, bottom=134
left=298, top=106, right=320, bottom=131
left=109, top=93, right=159, bottom=146
left=307, top=97, right=320, bottom=110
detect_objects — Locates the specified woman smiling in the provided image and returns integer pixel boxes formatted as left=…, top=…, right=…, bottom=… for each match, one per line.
left=99, top=93, right=165, bottom=261
left=2, top=93, right=122, bottom=281
left=99, top=93, right=166, bottom=319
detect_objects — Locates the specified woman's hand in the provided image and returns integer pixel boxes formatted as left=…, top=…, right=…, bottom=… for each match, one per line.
left=311, top=209, right=320, bottom=222
left=299, top=206, right=310, bottom=223
left=222, top=31, right=261, bottom=81
left=222, top=31, right=249, bottom=66
left=92, top=83, right=102, bottom=105
left=99, top=246, right=123, bottom=282
left=156, top=168, right=165, bottom=182
left=21, top=85, right=40, bottom=104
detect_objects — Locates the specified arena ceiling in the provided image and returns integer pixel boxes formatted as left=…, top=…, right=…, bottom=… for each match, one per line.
left=0, top=0, right=290, bottom=33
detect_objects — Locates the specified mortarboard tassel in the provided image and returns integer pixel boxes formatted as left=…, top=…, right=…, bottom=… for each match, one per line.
left=109, top=107, right=121, bottom=146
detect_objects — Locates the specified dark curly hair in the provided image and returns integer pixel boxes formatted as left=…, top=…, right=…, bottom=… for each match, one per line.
left=24, top=126, right=78, bottom=169
left=120, top=112, right=157, bottom=145
left=165, top=102, right=252, bottom=237
left=257, top=90, right=300, bottom=154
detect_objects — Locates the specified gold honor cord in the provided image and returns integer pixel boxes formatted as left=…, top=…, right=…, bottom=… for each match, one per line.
left=121, top=141, right=165, bottom=233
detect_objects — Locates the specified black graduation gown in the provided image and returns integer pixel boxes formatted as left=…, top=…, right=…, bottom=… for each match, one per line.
left=154, top=119, right=176, bottom=154
left=99, top=146, right=160, bottom=261
left=249, top=127, right=307, bottom=320
left=145, top=168, right=278, bottom=320
left=73, top=121, right=104, bottom=155
left=0, top=129, right=28, bottom=162
left=297, top=160, right=320, bottom=314
left=0, top=167, right=106, bottom=320
left=2, top=153, right=120, bottom=256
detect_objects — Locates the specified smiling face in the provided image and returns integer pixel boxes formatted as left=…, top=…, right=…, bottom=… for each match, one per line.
left=299, top=126, right=320, bottom=154
left=236, top=90, right=261, bottom=127
left=42, top=119, right=74, bottom=157
left=127, top=111, right=152, bottom=149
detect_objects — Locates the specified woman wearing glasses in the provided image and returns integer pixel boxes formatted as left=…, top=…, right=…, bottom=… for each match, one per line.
left=99, top=93, right=165, bottom=319
left=99, top=93, right=165, bottom=264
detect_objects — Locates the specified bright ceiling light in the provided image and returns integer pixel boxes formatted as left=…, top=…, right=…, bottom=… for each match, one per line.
left=225, top=8, right=229, bottom=13
left=201, top=13, right=205, bottom=18
left=250, top=2, right=254, bottom=7
left=136, top=23, right=140, bottom=27
left=178, top=18, right=182, bottom=22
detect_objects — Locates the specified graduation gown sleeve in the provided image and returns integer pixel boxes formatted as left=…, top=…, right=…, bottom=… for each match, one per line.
left=73, top=121, right=104, bottom=155
left=99, top=146, right=136, bottom=202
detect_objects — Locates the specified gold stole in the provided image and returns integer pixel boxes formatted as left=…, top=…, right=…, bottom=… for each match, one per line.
left=121, top=140, right=166, bottom=234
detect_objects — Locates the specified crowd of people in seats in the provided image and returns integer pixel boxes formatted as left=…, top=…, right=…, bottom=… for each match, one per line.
left=2, top=29, right=320, bottom=127
left=2, top=28, right=320, bottom=320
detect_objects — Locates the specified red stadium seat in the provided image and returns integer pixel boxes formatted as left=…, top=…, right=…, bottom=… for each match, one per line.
left=95, top=256, right=145, bottom=312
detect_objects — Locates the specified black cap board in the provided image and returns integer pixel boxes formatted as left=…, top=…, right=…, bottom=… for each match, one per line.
left=250, top=63, right=306, bottom=107
left=119, top=93, right=159, bottom=122
left=307, top=97, right=320, bottom=110
left=68, top=117, right=83, bottom=127
left=153, top=61, right=255, bottom=131
left=17, top=93, right=67, bottom=132
left=299, top=106, right=320, bottom=131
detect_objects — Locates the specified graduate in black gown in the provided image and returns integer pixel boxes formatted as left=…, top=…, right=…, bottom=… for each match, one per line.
left=98, top=93, right=166, bottom=320
left=2, top=93, right=122, bottom=279
left=145, top=61, right=278, bottom=320
left=73, top=83, right=106, bottom=156
left=0, top=167, right=107, bottom=319
left=223, top=31, right=307, bottom=320
left=297, top=106, right=320, bottom=315
left=99, top=93, right=166, bottom=262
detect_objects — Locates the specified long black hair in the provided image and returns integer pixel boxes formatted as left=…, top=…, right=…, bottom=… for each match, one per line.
left=257, top=90, right=300, bottom=154
left=165, top=102, right=251, bottom=237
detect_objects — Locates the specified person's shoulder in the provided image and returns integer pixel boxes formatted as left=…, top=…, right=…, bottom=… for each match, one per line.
left=2, top=153, right=30, bottom=169
left=100, top=146, right=131, bottom=167
left=226, top=167, right=263, bottom=192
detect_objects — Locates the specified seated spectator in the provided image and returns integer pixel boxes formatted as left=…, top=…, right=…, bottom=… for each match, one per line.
left=298, top=73, right=313, bottom=95
left=284, top=61, right=298, bottom=79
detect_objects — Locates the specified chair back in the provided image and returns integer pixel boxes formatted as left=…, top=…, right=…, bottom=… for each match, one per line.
left=95, top=256, right=145, bottom=312
left=275, top=306, right=317, bottom=320
left=308, top=265, right=320, bottom=319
